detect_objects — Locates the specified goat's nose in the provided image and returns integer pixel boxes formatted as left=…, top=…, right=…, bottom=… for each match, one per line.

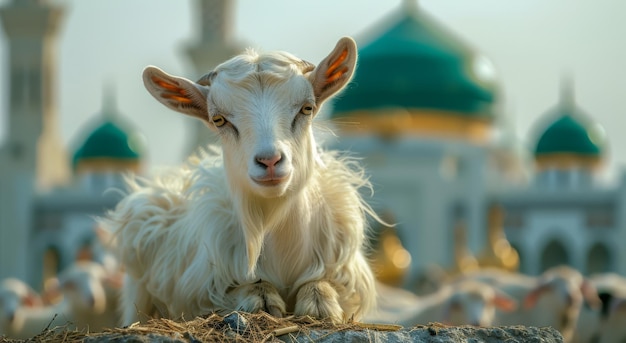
left=255, top=153, right=282, bottom=168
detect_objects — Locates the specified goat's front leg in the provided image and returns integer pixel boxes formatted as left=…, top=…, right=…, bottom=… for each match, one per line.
left=294, top=280, right=343, bottom=323
left=229, top=280, right=286, bottom=317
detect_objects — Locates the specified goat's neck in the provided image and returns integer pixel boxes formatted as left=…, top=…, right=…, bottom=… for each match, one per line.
left=233, top=184, right=312, bottom=276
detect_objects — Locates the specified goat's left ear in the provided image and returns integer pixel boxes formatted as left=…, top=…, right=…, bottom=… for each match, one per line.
left=309, top=37, right=358, bottom=105
left=143, top=66, right=210, bottom=123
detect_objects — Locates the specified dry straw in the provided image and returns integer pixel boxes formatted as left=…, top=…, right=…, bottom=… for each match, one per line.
left=0, top=311, right=404, bottom=343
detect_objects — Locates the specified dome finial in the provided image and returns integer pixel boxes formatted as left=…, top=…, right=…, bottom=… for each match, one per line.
left=403, top=0, right=418, bottom=12
left=559, top=73, right=575, bottom=109
left=102, top=80, right=118, bottom=119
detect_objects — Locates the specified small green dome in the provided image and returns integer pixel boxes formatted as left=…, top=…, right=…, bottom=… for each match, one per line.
left=72, top=88, right=145, bottom=170
left=331, top=1, right=498, bottom=119
left=535, top=114, right=604, bottom=156
left=534, top=83, right=605, bottom=157
left=74, top=120, right=144, bottom=161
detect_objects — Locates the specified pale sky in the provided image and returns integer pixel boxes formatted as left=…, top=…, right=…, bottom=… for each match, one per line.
left=1, top=0, right=625, bottom=180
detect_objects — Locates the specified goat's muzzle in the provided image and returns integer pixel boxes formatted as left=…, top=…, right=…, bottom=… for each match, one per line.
left=252, top=151, right=289, bottom=186
left=252, top=174, right=290, bottom=187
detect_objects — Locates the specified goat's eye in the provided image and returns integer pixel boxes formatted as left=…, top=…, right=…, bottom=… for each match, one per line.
left=212, top=114, right=227, bottom=127
left=300, top=104, right=314, bottom=116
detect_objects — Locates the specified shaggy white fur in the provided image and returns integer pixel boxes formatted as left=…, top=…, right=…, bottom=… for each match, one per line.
left=101, top=37, right=379, bottom=326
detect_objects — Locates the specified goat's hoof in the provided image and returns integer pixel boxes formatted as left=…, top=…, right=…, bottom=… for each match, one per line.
left=294, top=281, right=343, bottom=323
left=234, top=281, right=286, bottom=318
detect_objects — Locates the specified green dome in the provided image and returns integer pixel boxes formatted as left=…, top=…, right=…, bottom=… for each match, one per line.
left=331, top=2, right=498, bottom=118
left=534, top=84, right=605, bottom=157
left=74, top=120, right=143, bottom=161
left=535, top=114, right=604, bottom=157
left=72, top=89, right=145, bottom=169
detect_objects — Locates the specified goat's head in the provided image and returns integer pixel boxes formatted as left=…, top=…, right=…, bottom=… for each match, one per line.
left=0, top=278, right=42, bottom=325
left=444, top=281, right=517, bottom=327
left=53, top=262, right=109, bottom=314
left=524, top=266, right=601, bottom=312
left=143, top=37, right=358, bottom=198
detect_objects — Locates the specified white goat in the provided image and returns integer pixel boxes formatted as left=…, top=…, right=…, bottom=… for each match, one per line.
left=50, top=261, right=122, bottom=332
left=0, top=262, right=122, bottom=339
left=363, top=280, right=517, bottom=327
left=0, top=303, right=72, bottom=339
left=574, top=273, right=626, bottom=343
left=101, top=37, right=378, bottom=325
left=0, top=278, right=70, bottom=339
left=0, top=278, right=44, bottom=336
left=522, top=266, right=599, bottom=342
left=457, top=266, right=599, bottom=343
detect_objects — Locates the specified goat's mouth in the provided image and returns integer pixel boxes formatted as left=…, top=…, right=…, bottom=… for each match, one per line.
left=251, top=175, right=289, bottom=187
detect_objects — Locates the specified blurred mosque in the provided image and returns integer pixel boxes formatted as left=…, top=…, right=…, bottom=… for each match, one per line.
left=0, top=0, right=624, bottom=293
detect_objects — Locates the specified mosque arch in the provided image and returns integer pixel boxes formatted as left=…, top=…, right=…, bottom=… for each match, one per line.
left=586, top=242, right=612, bottom=274
left=540, top=239, right=569, bottom=272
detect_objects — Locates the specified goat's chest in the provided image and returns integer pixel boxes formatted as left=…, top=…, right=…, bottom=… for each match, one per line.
left=256, top=227, right=323, bottom=291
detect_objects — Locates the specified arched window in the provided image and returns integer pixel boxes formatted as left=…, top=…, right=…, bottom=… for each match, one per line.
left=540, top=239, right=569, bottom=272
left=586, top=243, right=612, bottom=274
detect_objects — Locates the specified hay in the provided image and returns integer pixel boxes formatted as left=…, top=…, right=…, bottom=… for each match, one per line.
left=0, top=311, right=404, bottom=343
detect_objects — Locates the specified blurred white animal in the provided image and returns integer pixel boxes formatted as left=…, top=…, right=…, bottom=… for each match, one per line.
left=49, top=261, right=122, bottom=332
left=0, top=262, right=122, bottom=339
left=102, top=37, right=380, bottom=325
left=457, top=266, right=600, bottom=343
left=364, top=280, right=517, bottom=327
left=574, top=273, right=626, bottom=343
left=0, top=278, right=69, bottom=339
left=0, top=278, right=45, bottom=336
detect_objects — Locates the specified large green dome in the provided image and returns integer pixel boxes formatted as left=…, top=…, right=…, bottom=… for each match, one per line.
left=534, top=83, right=605, bottom=158
left=72, top=90, right=145, bottom=171
left=331, top=2, right=498, bottom=119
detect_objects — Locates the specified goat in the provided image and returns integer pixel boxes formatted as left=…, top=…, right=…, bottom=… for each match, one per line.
left=574, top=273, right=626, bottom=343
left=522, top=266, right=600, bottom=342
left=101, top=37, right=379, bottom=325
left=49, top=261, right=122, bottom=332
left=0, top=262, right=122, bottom=339
left=363, top=280, right=516, bottom=327
left=0, top=304, right=71, bottom=339
left=0, top=278, right=44, bottom=336
left=0, top=278, right=69, bottom=339
left=456, top=265, right=599, bottom=343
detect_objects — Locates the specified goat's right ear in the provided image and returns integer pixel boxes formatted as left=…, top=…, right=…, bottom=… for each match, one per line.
left=523, top=282, right=552, bottom=309
left=494, top=291, right=517, bottom=312
left=581, top=279, right=601, bottom=310
left=143, top=66, right=210, bottom=122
